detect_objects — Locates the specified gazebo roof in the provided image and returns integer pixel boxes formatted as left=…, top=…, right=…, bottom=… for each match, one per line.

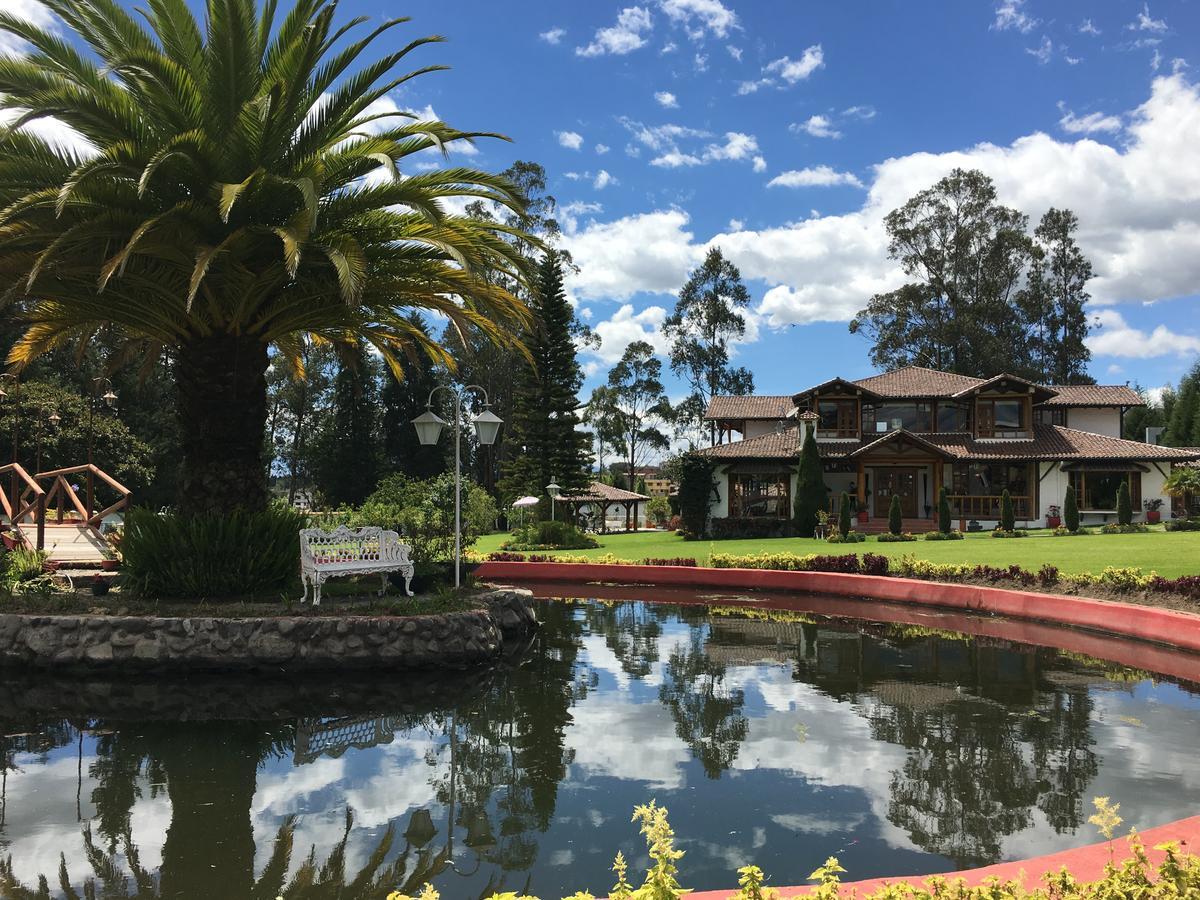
left=559, top=481, right=651, bottom=503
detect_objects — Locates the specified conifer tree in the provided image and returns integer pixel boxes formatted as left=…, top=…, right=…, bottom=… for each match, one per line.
left=1117, top=480, right=1132, bottom=526
left=1064, top=485, right=1080, bottom=532
left=888, top=494, right=903, bottom=535
left=838, top=491, right=852, bottom=538
left=313, top=341, right=379, bottom=507
left=1000, top=489, right=1015, bottom=532
left=500, top=250, right=592, bottom=514
left=793, top=424, right=825, bottom=537
left=938, top=486, right=952, bottom=534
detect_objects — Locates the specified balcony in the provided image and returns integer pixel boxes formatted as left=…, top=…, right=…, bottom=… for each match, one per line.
left=814, top=427, right=859, bottom=441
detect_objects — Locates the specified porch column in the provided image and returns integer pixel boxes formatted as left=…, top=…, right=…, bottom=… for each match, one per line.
left=856, top=463, right=866, bottom=516
left=932, top=463, right=942, bottom=506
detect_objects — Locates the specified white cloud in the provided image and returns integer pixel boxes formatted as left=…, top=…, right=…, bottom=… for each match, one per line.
left=596, top=143, right=611, bottom=154
left=764, top=46, right=824, bottom=84
left=540, top=26, right=566, bottom=45
left=1129, top=3, right=1168, bottom=33
left=1058, top=103, right=1122, bottom=134
left=693, top=51, right=708, bottom=72
left=729, top=218, right=745, bottom=230
left=1088, top=310, right=1200, bottom=357
left=557, top=130, right=585, bottom=150
left=992, top=0, right=1038, bottom=33
left=660, top=40, right=678, bottom=54
left=1079, top=18, right=1101, bottom=36
left=659, top=0, right=738, bottom=39
left=648, top=130, right=761, bottom=169
left=577, top=6, right=654, bottom=57
left=564, top=76, right=1200, bottom=333
left=655, top=90, right=679, bottom=108
left=592, top=303, right=670, bottom=361
left=1026, top=35, right=1053, bottom=64
left=790, top=114, right=841, bottom=139
left=594, top=169, right=616, bottom=189
left=1152, top=48, right=1163, bottom=72
left=0, top=0, right=55, bottom=55
left=561, top=200, right=604, bottom=234
left=768, top=166, right=864, bottom=188
left=727, top=45, right=743, bottom=61
left=843, top=105, right=877, bottom=120
left=752, top=155, right=767, bottom=173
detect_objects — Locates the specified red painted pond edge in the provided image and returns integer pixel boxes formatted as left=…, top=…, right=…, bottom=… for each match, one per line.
left=474, top=561, right=1200, bottom=897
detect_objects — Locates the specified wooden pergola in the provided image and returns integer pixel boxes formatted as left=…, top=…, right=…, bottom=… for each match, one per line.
left=558, top=481, right=652, bottom=533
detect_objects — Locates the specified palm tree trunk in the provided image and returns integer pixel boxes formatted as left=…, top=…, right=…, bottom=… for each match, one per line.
left=177, top=333, right=269, bottom=515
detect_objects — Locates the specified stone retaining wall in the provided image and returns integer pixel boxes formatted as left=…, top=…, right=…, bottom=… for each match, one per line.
left=0, top=588, right=537, bottom=673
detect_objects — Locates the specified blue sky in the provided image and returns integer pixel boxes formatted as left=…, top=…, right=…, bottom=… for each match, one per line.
left=359, top=0, right=1200, bottom=401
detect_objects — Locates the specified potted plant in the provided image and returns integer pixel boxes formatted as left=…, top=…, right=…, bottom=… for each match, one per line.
left=1144, top=497, right=1164, bottom=523
left=1046, top=504, right=1061, bottom=529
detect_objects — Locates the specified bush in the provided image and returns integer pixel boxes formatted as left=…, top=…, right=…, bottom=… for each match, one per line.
left=501, top=520, right=599, bottom=551
left=1117, top=480, right=1132, bottom=526
left=793, top=423, right=825, bottom=537
left=923, top=530, right=963, bottom=541
left=6, top=547, right=48, bottom=582
left=887, top=494, right=903, bottom=535
left=826, top=530, right=865, bottom=543
left=122, top=505, right=305, bottom=599
left=1064, top=485, right=1080, bottom=532
left=646, top=496, right=672, bottom=527
left=990, top=528, right=1028, bottom=538
left=641, top=557, right=698, bottom=567
left=1000, top=488, right=1015, bottom=532
left=1100, top=522, right=1150, bottom=534
left=877, top=531, right=916, bottom=543
left=938, top=486, right=952, bottom=534
left=710, top=517, right=797, bottom=539
left=667, top=514, right=682, bottom=531
left=1052, top=526, right=1091, bottom=536
left=676, top=451, right=716, bottom=537
left=1165, top=518, right=1200, bottom=532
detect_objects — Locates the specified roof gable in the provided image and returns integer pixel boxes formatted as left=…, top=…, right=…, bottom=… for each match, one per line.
left=851, top=366, right=984, bottom=398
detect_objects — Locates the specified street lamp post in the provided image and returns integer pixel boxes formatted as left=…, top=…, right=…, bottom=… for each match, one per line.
left=86, top=377, right=118, bottom=520
left=33, top=409, right=60, bottom=477
left=412, top=385, right=502, bottom=588
left=546, top=480, right=561, bottom=522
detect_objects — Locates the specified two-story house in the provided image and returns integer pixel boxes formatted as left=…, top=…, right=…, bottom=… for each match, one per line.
left=701, top=366, right=1199, bottom=530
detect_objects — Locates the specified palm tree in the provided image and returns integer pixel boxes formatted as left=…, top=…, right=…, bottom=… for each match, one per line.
left=0, top=0, right=535, bottom=514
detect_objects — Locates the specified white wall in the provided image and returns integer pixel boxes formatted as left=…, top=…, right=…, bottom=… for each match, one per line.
left=1066, top=407, right=1121, bottom=437
left=744, top=419, right=785, bottom=438
left=711, top=467, right=730, bottom=519
left=1039, top=462, right=1173, bottom=524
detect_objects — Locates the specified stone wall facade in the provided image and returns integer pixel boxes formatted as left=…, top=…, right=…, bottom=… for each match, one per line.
left=0, top=588, right=537, bottom=673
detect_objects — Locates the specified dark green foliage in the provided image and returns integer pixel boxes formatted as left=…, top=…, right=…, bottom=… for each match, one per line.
left=1117, top=480, right=1132, bottom=526
left=380, top=315, right=447, bottom=480
left=793, top=425, right=826, bottom=537
left=1000, top=489, right=1015, bottom=532
left=938, top=486, right=952, bottom=534
left=888, top=494, right=903, bottom=535
left=1064, top=485, right=1080, bottom=532
left=599, top=342, right=673, bottom=492
left=122, top=506, right=305, bottom=599
left=663, top=247, right=754, bottom=443
left=1023, top=208, right=1094, bottom=385
left=839, top=491, right=852, bottom=539
left=499, top=250, right=592, bottom=512
left=676, top=451, right=716, bottom=537
left=1163, top=362, right=1200, bottom=447
left=500, top=520, right=599, bottom=551
left=312, top=341, right=379, bottom=507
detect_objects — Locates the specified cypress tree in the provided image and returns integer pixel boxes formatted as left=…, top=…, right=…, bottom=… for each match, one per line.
left=1064, top=485, right=1079, bottom=532
left=1117, top=480, right=1132, bottom=526
left=838, top=491, right=852, bottom=538
left=938, top=486, right=952, bottom=534
left=379, top=314, right=447, bottom=480
left=793, top=423, right=826, bottom=537
left=888, top=494, right=903, bottom=535
left=314, top=340, right=379, bottom=506
left=500, top=250, right=592, bottom=513
left=1000, top=489, right=1015, bottom=532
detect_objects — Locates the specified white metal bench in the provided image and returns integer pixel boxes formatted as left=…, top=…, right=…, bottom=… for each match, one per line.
left=299, top=526, right=414, bottom=606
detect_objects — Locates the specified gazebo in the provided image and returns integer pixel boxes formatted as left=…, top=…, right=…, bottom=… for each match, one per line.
left=558, top=481, right=652, bottom=533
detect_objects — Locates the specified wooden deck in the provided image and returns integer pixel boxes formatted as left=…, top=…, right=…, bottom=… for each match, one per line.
left=20, top=522, right=112, bottom=563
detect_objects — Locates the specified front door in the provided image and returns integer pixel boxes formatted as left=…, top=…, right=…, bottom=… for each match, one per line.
left=874, top=468, right=918, bottom=518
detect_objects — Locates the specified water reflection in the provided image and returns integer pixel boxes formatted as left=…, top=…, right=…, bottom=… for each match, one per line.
left=0, top=598, right=1197, bottom=899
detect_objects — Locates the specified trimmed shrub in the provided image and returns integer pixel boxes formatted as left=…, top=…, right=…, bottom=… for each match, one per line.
left=710, top=517, right=797, bottom=539
left=500, top=520, right=599, bottom=551
left=1100, top=522, right=1150, bottom=535
left=1165, top=518, right=1200, bottom=532
left=677, top=451, right=716, bottom=538
left=1052, top=526, right=1091, bottom=536
left=826, top=530, right=866, bottom=543
left=122, top=505, right=305, bottom=599
left=792, top=423, right=825, bottom=537
left=990, top=528, right=1028, bottom=538
left=887, top=494, right=903, bottom=535
left=878, top=532, right=917, bottom=543
left=1000, top=488, right=1015, bottom=532
left=938, top=486, right=952, bottom=534
left=924, top=530, right=964, bottom=541
left=640, top=557, right=698, bottom=567
left=838, top=491, right=852, bottom=538
left=646, top=496, right=672, bottom=527
left=1064, top=485, right=1080, bottom=532
left=1117, top=480, right=1133, bottom=526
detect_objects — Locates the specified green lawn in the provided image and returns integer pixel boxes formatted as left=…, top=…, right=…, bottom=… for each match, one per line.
left=474, top=527, right=1200, bottom=578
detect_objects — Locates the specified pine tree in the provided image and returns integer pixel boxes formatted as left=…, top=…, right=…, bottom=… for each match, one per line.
left=1064, top=485, right=1079, bottom=532
left=838, top=491, right=852, bottom=538
left=1163, top=363, right=1200, bottom=447
left=938, top=486, right=952, bottom=534
left=500, top=250, right=592, bottom=515
left=793, top=424, right=825, bottom=537
left=379, top=314, right=447, bottom=480
left=314, top=341, right=379, bottom=506
left=1000, top=489, right=1015, bottom=532
left=888, top=494, right=903, bottom=535
left=1033, top=208, right=1094, bottom=385
left=1117, top=480, right=1132, bottom=526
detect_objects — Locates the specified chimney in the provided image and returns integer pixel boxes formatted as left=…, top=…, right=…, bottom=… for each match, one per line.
left=797, top=410, right=819, bottom=449
left=1146, top=426, right=1164, bottom=445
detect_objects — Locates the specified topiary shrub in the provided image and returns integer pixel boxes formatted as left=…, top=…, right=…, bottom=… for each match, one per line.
left=1000, top=488, right=1015, bottom=532
left=938, top=486, right=952, bottom=534
left=1117, top=480, right=1132, bottom=526
left=122, top=505, right=305, bottom=599
left=838, top=491, right=852, bottom=538
left=793, top=423, right=825, bottom=537
left=888, top=494, right=903, bottom=535
left=1064, top=485, right=1080, bottom=532
left=677, top=451, right=716, bottom=538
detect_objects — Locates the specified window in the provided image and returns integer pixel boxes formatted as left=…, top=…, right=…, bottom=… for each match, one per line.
left=1035, top=408, right=1067, bottom=426
left=936, top=402, right=971, bottom=432
left=862, top=402, right=933, bottom=434
left=817, top=400, right=859, bottom=437
left=1069, top=471, right=1141, bottom=511
left=730, top=474, right=792, bottom=518
left=977, top=398, right=1028, bottom=436
left=950, top=462, right=1035, bottom=518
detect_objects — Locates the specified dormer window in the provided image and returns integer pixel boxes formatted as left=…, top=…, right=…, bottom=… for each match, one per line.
left=816, top=400, right=859, bottom=438
left=977, top=398, right=1028, bottom=438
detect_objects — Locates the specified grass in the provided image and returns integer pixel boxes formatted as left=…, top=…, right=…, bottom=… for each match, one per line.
left=473, top=527, right=1200, bottom=578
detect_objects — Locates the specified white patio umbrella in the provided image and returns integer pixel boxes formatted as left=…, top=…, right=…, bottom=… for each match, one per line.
left=511, top=496, right=540, bottom=508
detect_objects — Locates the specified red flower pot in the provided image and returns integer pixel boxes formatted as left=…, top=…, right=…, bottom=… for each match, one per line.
left=1147, top=510, right=1161, bottom=523
left=1046, top=516, right=1061, bottom=528
left=856, top=509, right=869, bottom=524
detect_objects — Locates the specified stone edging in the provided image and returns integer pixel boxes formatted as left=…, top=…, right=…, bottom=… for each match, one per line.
left=473, top=561, right=1200, bottom=653
left=0, top=588, right=537, bottom=672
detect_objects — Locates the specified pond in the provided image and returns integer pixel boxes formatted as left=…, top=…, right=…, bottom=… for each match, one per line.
left=1, top=594, right=1199, bottom=899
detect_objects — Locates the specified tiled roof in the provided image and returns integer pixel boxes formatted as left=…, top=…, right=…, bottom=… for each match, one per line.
left=559, top=481, right=650, bottom=502
left=701, top=426, right=799, bottom=459
left=699, top=425, right=1200, bottom=464
left=851, top=366, right=984, bottom=398
left=705, top=395, right=795, bottom=420
left=1039, top=385, right=1144, bottom=407
left=1176, top=450, right=1200, bottom=469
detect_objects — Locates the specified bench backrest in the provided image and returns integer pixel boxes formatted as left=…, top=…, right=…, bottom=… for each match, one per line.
left=299, top=526, right=411, bottom=566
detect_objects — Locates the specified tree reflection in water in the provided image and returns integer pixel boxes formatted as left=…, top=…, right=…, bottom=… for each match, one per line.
left=0, top=600, right=1176, bottom=898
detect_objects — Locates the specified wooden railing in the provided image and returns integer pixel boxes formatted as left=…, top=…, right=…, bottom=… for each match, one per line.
left=36, top=464, right=131, bottom=528
left=0, top=463, right=45, bottom=549
left=815, top=427, right=859, bottom=440
left=949, top=494, right=1033, bottom=520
